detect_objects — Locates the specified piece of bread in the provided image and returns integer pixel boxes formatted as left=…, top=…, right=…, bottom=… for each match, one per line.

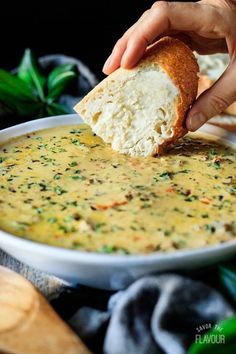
left=74, top=37, right=198, bottom=157
left=196, top=53, right=236, bottom=116
left=207, top=114, right=236, bottom=132
left=198, top=74, right=236, bottom=116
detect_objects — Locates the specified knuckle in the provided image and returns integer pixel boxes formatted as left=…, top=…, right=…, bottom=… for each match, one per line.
left=114, top=38, right=125, bottom=50
left=208, top=7, right=233, bottom=37
left=222, top=0, right=236, bottom=10
left=228, top=13, right=236, bottom=37
left=151, top=1, right=170, bottom=14
left=115, top=38, right=123, bottom=47
left=213, top=11, right=230, bottom=36
left=142, top=9, right=150, bottom=17
left=209, top=95, right=230, bottom=114
left=127, top=35, right=145, bottom=48
left=151, top=1, right=160, bottom=9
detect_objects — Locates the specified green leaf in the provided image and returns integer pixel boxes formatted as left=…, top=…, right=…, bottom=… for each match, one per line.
left=35, top=106, right=47, bottom=119
left=15, top=102, right=43, bottom=117
left=18, top=48, right=46, bottom=100
left=218, top=265, right=236, bottom=303
left=188, top=316, right=236, bottom=354
left=47, top=64, right=78, bottom=100
left=0, top=68, right=41, bottom=116
left=0, top=69, right=36, bottom=101
left=46, top=102, right=68, bottom=116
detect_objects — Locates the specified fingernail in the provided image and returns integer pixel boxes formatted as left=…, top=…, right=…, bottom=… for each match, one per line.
left=188, top=113, right=207, bottom=131
left=103, top=55, right=112, bottom=73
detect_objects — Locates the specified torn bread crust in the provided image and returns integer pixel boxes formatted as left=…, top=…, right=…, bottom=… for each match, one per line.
left=198, top=75, right=236, bottom=116
left=195, top=53, right=236, bottom=117
left=209, top=114, right=236, bottom=132
left=74, top=37, right=198, bottom=157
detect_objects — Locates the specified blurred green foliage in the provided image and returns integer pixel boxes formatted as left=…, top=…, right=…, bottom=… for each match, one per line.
left=0, top=49, right=78, bottom=118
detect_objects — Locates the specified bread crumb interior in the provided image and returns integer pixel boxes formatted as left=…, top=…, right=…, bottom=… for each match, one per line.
left=81, top=65, right=179, bottom=156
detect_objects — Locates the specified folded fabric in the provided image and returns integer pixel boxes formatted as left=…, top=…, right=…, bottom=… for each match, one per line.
left=0, top=249, right=68, bottom=300
left=68, top=275, right=234, bottom=354
left=0, top=249, right=235, bottom=354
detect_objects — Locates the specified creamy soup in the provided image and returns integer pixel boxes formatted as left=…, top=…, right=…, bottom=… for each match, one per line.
left=0, top=124, right=235, bottom=254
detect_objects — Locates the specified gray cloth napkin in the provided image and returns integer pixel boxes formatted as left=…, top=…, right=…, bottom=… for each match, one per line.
left=68, top=275, right=234, bottom=354
left=0, top=249, right=68, bottom=300
left=1, top=249, right=234, bottom=354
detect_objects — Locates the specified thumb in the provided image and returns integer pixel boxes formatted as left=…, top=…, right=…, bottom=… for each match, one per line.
left=186, top=61, right=236, bottom=132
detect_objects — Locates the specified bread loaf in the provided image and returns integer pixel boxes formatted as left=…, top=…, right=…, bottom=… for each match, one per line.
left=207, top=114, right=236, bottom=132
left=74, top=37, right=198, bottom=156
left=196, top=52, right=236, bottom=131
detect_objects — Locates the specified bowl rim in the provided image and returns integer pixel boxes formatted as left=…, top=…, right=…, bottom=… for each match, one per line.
left=0, top=113, right=235, bottom=265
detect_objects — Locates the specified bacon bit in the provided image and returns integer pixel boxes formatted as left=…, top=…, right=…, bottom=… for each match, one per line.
left=198, top=155, right=208, bottom=161
left=130, top=159, right=141, bottom=167
left=166, top=186, right=176, bottom=193
left=199, top=197, right=212, bottom=204
left=145, top=244, right=156, bottom=252
left=182, top=189, right=191, bottom=196
left=125, top=191, right=134, bottom=201
left=222, top=177, right=233, bottom=184
left=133, top=236, right=141, bottom=241
left=166, top=186, right=191, bottom=196
left=213, top=157, right=222, bottom=163
left=93, top=200, right=128, bottom=210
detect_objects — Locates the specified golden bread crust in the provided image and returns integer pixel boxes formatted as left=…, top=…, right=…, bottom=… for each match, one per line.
left=210, top=122, right=236, bottom=132
left=209, top=115, right=236, bottom=132
left=75, top=36, right=199, bottom=156
left=198, top=75, right=236, bottom=116
left=142, top=37, right=199, bottom=153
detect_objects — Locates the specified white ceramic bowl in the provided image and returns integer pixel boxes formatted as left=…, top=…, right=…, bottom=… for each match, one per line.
left=0, top=114, right=236, bottom=290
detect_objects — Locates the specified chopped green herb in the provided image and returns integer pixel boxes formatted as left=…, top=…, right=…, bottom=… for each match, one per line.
left=70, top=175, right=86, bottom=180
left=38, top=183, right=49, bottom=191
left=207, top=148, right=217, bottom=159
left=100, top=245, right=115, bottom=253
left=69, top=161, right=78, bottom=167
left=71, top=138, right=80, bottom=145
left=154, top=172, right=172, bottom=182
left=47, top=217, right=57, bottom=223
left=54, top=186, right=67, bottom=195
left=94, top=223, right=106, bottom=232
left=35, top=207, right=44, bottom=214
left=184, top=195, right=198, bottom=202
left=208, top=161, right=221, bottom=169
left=0, top=157, right=6, bottom=163
left=53, top=173, right=62, bottom=180
left=228, top=186, right=236, bottom=195
left=70, top=129, right=82, bottom=134
left=173, top=239, right=187, bottom=249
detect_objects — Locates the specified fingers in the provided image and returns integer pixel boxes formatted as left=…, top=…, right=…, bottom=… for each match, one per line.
left=103, top=40, right=127, bottom=75
left=103, top=26, right=136, bottom=75
left=186, top=60, right=236, bottom=131
left=103, top=11, right=150, bottom=74
left=189, top=34, right=228, bottom=54
left=103, top=1, right=228, bottom=74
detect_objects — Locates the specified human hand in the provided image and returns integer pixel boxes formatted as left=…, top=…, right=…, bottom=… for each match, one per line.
left=103, top=0, right=236, bottom=131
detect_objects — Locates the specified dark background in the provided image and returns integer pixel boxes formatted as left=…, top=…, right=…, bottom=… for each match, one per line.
left=0, top=0, right=157, bottom=80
